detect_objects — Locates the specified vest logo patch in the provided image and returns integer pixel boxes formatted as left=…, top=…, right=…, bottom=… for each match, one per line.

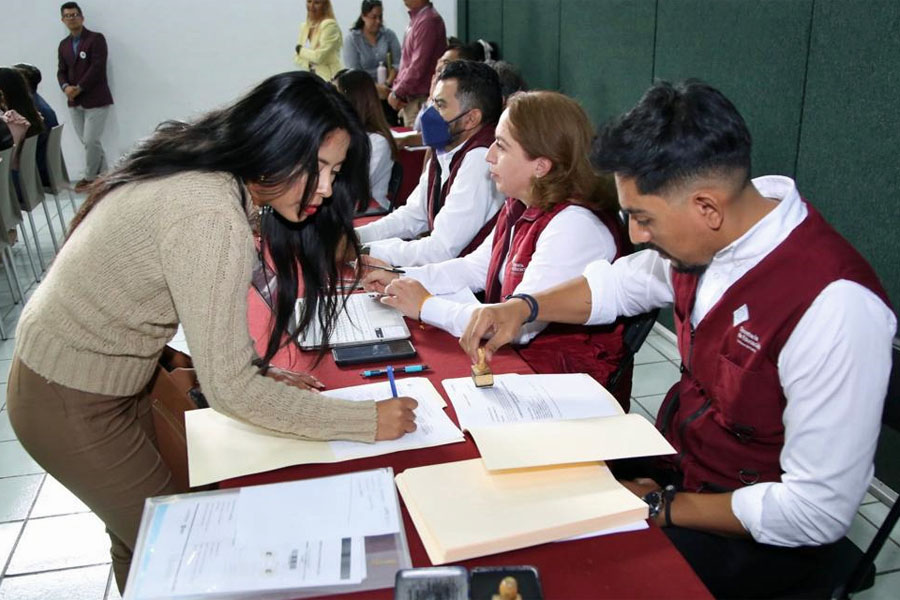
left=733, top=304, right=749, bottom=327
left=510, top=256, right=527, bottom=274
left=736, top=326, right=761, bottom=353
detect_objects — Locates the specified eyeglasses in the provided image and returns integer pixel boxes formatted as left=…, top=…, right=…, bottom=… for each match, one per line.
left=62, top=13, right=82, bottom=20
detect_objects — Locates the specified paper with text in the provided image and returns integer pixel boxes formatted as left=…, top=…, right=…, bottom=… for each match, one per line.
left=186, top=378, right=464, bottom=486
left=441, top=373, right=675, bottom=470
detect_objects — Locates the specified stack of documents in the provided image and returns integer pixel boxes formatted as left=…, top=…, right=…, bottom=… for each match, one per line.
left=442, top=373, right=675, bottom=470
left=125, top=468, right=411, bottom=599
left=186, top=378, right=464, bottom=486
left=395, top=459, right=648, bottom=565
left=394, top=373, right=674, bottom=564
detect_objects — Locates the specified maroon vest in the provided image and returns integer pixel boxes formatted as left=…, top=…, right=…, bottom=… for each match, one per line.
left=657, top=202, right=892, bottom=492
left=425, top=125, right=498, bottom=257
left=484, top=198, right=634, bottom=409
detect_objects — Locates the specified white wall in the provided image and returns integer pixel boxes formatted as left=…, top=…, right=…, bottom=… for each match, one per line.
left=2, top=0, right=456, bottom=179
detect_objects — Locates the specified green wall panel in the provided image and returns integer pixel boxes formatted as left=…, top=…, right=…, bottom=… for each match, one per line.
left=796, top=0, right=900, bottom=306
left=466, top=0, right=503, bottom=49
left=654, top=0, right=812, bottom=178
left=501, top=0, right=560, bottom=90
left=559, top=0, right=656, bottom=128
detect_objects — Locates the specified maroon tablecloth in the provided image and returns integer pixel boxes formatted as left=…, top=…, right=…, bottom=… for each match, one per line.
left=226, top=309, right=711, bottom=599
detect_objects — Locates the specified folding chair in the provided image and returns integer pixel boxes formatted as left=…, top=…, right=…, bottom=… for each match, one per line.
left=831, top=336, right=900, bottom=598
left=42, top=124, right=76, bottom=234
left=0, top=147, right=36, bottom=293
left=14, top=135, right=62, bottom=270
left=606, top=308, right=660, bottom=396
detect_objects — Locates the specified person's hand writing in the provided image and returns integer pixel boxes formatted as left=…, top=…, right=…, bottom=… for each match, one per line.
left=262, top=365, right=325, bottom=392
left=362, top=269, right=399, bottom=293
left=375, top=396, right=418, bottom=440
left=380, top=277, right=431, bottom=320
left=459, top=299, right=531, bottom=364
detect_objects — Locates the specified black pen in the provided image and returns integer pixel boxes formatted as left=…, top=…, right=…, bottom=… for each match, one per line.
left=347, top=261, right=405, bottom=275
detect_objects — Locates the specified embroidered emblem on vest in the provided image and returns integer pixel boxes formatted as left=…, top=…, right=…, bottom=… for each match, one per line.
left=736, top=326, right=761, bottom=353
left=733, top=304, right=749, bottom=327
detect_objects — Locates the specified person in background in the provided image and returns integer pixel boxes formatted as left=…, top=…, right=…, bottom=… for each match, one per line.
left=335, top=69, right=399, bottom=211
left=365, top=91, right=634, bottom=407
left=14, top=63, right=59, bottom=186
left=294, top=0, right=343, bottom=81
left=6, top=72, right=418, bottom=594
left=486, top=60, right=528, bottom=106
left=56, top=2, right=113, bottom=189
left=0, top=67, right=46, bottom=202
left=357, top=60, right=504, bottom=266
left=459, top=80, right=896, bottom=598
left=343, top=1, right=401, bottom=98
left=388, top=0, right=446, bottom=127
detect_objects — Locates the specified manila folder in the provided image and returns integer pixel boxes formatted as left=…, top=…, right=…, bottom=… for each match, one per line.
left=395, top=458, right=648, bottom=565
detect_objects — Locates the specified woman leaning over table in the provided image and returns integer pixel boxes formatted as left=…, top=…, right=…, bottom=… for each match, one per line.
left=363, top=91, right=634, bottom=408
left=294, top=0, right=343, bottom=81
left=6, top=71, right=417, bottom=594
left=343, top=1, right=402, bottom=99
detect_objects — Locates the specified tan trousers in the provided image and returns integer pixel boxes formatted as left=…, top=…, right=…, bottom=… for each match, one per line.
left=6, top=356, right=176, bottom=594
left=399, top=95, right=427, bottom=128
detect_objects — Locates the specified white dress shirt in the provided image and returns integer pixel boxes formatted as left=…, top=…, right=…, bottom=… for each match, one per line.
left=582, top=175, right=896, bottom=547
left=404, top=205, right=617, bottom=341
left=356, top=141, right=504, bottom=266
left=368, top=133, right=393, bottom=209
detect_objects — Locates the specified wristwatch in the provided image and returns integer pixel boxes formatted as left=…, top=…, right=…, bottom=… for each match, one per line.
left=642, top=484, right=677, bottom=524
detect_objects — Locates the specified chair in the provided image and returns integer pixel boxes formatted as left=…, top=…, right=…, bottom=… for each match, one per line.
left=42, top=124, right=76, bottom=234
left=356, top=161, right=404, bottom=218
left=606, top=308, right=660, bottom=396
left=14, top=135, right=62, bottom=270
left=0, top=148, right=32, bottom=300
left=147, top=346, right=210, bottom=493
left=831, top=336, right=900, bottom=599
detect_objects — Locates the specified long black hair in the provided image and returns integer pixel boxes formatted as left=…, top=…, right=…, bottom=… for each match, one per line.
left=0, top=67, right=44, bottom=138
left=70, top=71, right=370, bottom=366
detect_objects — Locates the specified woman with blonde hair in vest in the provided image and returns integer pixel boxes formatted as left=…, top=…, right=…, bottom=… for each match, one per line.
left=294, top=0, right=343, bottom=81
left=363, top=90, right=634, bottom=408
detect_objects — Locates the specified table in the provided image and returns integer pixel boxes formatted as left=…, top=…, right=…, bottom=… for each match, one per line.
left=226, top=309, right=711, bottom=599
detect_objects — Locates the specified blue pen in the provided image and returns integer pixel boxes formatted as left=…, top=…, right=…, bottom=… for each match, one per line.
left=361, top=364, right=429, bottom=377
left=386, top=366, right=399, bottom=397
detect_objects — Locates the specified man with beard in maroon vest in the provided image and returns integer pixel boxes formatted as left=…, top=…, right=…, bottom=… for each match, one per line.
left=460, top=80, right=896, bottom=598
left=356, top=60, right=504, bottom=266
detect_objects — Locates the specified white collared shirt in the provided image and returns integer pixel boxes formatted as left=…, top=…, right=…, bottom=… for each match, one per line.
left=404, top=205, right=616, bottom=341
left=368, top=133, right=393, bottom=210
left=355, top=140, right=504, bottom=266
left=583, top=176, right=896, bottom=547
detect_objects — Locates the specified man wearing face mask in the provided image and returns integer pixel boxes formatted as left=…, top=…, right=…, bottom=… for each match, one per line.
left=357, top=60, right=504, bottom=266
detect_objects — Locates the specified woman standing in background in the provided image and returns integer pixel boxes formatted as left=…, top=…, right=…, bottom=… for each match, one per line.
left=294, top=0, right=343, bottom=81
left=343, top=0, right=401, bottom=100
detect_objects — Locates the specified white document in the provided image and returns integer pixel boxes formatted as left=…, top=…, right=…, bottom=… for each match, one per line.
left=127, top=469, right=402, bottom=599
left=557, top=519, right=649, bottom=542
left=186, top=377, right=464, bottom=486
left=441, top=373, right=675, bottom=471
left=443, top=373, right=622, bottom=431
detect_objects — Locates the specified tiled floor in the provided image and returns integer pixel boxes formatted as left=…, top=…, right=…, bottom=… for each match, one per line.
left=0, top=193, right=896, bottom=598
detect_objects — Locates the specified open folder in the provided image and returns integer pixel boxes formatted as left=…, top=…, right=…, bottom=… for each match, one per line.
left=395, top=458, right=648, bottom=565
left=185, top=377, right=464, bottom=486
left=442, top=373, right=676, bottom=471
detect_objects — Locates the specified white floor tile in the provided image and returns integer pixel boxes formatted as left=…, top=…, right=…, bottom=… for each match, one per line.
left=846, top=511, right=900, bottom=573
left=0, top=360, right=11, bottom=384
left=0, top=441, right=44, bottom=478
left=0, top=520, right=23, bottom=571
left=647, top=334, right=681, bottom=361
left=631, top=361, right=681, bottom=398
left=854, top=569, right=900, bottom=600
left=0, top=474, right=42, bottom=522
left=6, top=512, right=110, bottom=575
left=105, top=565, right=123, bottom=600
left=859, top=501, right=900, bottom=546
left=634, top=342, right=666, bottom=365
left=0, top=410, right=14, bottom=442
left=30, top=475, right=90, bottom=519
left=0, top=563, right=110, bottom=600
left=634, top=394, right=665, bottom=418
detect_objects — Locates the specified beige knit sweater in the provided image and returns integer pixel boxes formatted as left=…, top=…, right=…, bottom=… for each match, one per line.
left=15, top=171, right=376, bottom=442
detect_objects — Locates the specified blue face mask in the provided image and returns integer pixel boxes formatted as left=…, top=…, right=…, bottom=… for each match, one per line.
left=420, top=105, right=470, bottom=149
